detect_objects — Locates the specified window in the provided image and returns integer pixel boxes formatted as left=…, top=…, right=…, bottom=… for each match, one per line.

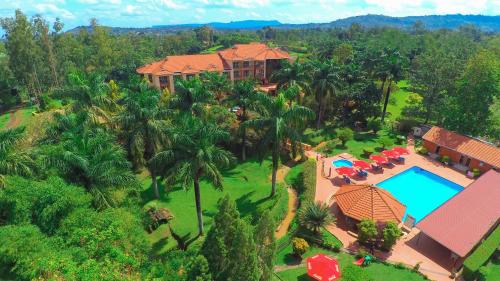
left=159, top=76, right=169, bottom=84
left=243, top=61, right=250, bottom=68
left=223, top=71, right=230, bottom=78
left=234, top=71, right=240, bottom=78
left=435, top=146, right=441, bottom=154
left=243, top=70, right=250, bottom=77
left=233, top=61, right=241, bottom=69
left=186, top=74, right=195, bottom=80
left=479, top=161, right=484, bottom=167
left=257, top=69, right=264, bottom=77
left=148, top=74, right=153, bottom=83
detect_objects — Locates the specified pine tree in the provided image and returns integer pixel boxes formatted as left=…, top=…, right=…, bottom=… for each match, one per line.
left=186, top=255, right=213, bottom=281
left=254, top=211, right=276, bottom=281
left=201, top=195, right=239, bottom=281
left=226, top=219, right=260, bottom=281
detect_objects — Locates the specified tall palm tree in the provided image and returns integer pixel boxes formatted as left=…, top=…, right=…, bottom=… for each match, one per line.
left=0, top=127, right=33, bottom=187
left=271, top=60, right=310, bottom=104
left=310, top=60, right=341, bottom=129
left=40, top=129, right=134, bottom=209
left=150, top=117, right=235, bottom=236
left=378, top=48, right=405, bottom=122
left=169, top=78, right=214, bottom=117
left=117, top=82, right=171, bottom=199
left=225, top=80, right=258, bottom=161
left=201, top=72, right=230, bottom=104
left=244, top=93, right=314, bottom=197
left=60, top=72, right=117, bottom=126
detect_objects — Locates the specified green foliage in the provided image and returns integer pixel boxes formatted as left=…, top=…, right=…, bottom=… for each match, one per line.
left=336, top=127, right=354, bottom=147
left=254, top=211, right=276, bottom=281
left=301, top=159, right=317, bottom=203
left=292, top=237, right=309, bottom=257
left=463, top=227, right=500, bottom=281
left=342, top=264, right=373, bottom=281
left=440, top=155, right=450, bottom=163
left=367, top=119, right=382, bottom=134
left=186, top=255, right=213, bottom=281
left=377, top=136, right=394, bottom=149
left=382, top=221, right=403, bottom=251
left=298, top=202, right=335, bottom=233
left=358, top=219, right=378, bottom=244
left=0, top=126, right=33, bottom=187
left=417, top=147, right=428, bottom=155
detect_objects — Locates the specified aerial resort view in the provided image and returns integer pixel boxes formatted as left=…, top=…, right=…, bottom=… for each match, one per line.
left=1, top=1, right=499, bottom=281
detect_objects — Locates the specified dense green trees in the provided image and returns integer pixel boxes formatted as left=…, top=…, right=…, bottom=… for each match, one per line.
left=0, top=127, right=33, bottom=187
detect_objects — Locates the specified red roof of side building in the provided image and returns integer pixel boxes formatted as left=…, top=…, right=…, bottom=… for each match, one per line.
left=137, top=53, right=229, bottom=75
left=416, top=170, right=500, bottom=257
left=422, top=126, right=500, bottom=169
left=218, top=42, right=290, bottom=61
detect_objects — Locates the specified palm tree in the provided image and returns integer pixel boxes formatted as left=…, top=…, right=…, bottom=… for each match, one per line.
left=40, top=129, right=134, bottom=209
left=169, top=78, right=214, bottom=117
left=310, top=60, right=341, bottom=129
left=150, top=117, right=235, bottom=236
left=298, top=202, right=335, bottom=234
left=201, top=72, right=230, bottom=104
left=271, top=60, right=310, bottom=104
left=0, top=127, right=33, bottom=187
left=244, top=93, right=314, bottom=197
left=60, top=72, right=117, bottom=126
left=225, top=80, right=258, bottom=161
left=378, top=48, right=405, bottom=122
left=117, top=82, right=171, bottom=198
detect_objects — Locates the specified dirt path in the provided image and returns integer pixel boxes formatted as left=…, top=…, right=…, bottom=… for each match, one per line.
left=5, top=110, right=22, bottom=129
left=275, top=187, right=299, bottom=239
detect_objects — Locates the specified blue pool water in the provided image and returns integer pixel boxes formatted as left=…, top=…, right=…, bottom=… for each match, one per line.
left=332, top=159, right=353, bottom=167
left=377, top=166, right=463, bottom=223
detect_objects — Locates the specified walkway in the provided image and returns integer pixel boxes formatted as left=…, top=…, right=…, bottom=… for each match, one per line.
left=275, top=187, right=298, bottom=239
left=5, top=110, right=21, bottom=129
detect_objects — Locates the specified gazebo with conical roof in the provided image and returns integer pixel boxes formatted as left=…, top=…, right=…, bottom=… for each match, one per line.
left=333, top=184, right=406, bottom=223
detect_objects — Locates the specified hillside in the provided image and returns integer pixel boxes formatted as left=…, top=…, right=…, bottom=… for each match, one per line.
left=66, top=14, right=500, bottom=34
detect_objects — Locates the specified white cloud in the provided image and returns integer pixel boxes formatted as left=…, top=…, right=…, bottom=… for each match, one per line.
left=158, top=0, right=186, bottom=9
left=231, top=0, right=269, bottom=8
left=35, top=3, right=75, bottom=19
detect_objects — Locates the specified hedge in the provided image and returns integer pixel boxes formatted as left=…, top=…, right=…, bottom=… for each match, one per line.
left=301, top=159, right=316, bottom=204
left=463, top=226, right=500, bottom=281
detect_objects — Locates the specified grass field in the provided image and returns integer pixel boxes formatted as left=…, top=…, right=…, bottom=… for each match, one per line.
left=275, top=246, right=427, bottom=281
left=141, top=158, right=289, bottom=255
left=385, top=80, right=414, bottom=122
left=0, top=106, right=37, bottom=129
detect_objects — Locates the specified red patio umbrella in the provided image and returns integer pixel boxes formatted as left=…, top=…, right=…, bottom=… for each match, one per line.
left=353, top=160, right=371, bottom=170
left=392, top=146, right=409, bottom=155
left=335, top=166, right=357, bottom=177
left=381, top=150, right=400, bottom=158
left=370, top=155, right=389, bottom=164
left=307, top=254, right=341, bottom=281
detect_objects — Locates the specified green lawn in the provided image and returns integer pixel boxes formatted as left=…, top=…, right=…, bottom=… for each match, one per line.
left=200, top=45, right=224, bottom=54
left=275, top=246, right=427, bottom=281
left=141, top=158, right=289, bottom=255
left=385, top=80, right=414, bottom=122
left=0, top=106, right=37, bottom=129
left=0, top=112, right=10, bottom=128
left=484, top=260, right=500, bottom=281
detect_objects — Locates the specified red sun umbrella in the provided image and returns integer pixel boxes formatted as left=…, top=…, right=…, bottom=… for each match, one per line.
left=307, top=254, right=341, bottom=281
left=336, top=166, right=357, bottom=177
left=392, top=146, right=409, bottom=155
left=381, top=150, right=400, bottom=158
left=370, top=155, right=389, bottom=164
left=353, top=160, right=371, bottom=170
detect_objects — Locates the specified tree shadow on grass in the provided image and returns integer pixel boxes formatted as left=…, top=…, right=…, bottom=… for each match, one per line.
left=297, top=273, right=310, bottom=281
left=151, top=236, right=170, bottom=257
left=236, top=191, right=272, bottom=221
left=283, top=253, right=302, bottom=265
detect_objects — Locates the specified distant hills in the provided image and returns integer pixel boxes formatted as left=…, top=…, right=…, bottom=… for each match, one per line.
left=67, top=14, right=500, bottom=34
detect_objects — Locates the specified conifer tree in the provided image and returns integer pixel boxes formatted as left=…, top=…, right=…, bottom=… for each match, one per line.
left=254, top=211, right=276, bottom=281
left=186, top=255, right=213, bottom=281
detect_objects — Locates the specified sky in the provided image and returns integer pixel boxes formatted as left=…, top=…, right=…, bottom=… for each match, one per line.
left=0, top=0, right=499, bottom=30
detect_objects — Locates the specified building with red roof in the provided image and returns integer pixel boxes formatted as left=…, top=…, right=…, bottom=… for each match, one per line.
left=136, top=42, right=290, bottom=93
left=422, top=126, right=500, bottom=173
left=416, top=170, right=500, bottom=266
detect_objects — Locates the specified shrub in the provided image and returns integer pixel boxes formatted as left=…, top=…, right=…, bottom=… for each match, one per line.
left=336, top=127, right=354, bottom=147
left=395, top=118, right=419, bottom=134
left=396, top=135, right=406, bottom=144
left=417, top=147, right=428, bottom=155
left=357, top=219, right=378, bottom=244
left=473, top=168, right=481, bottom=177
left=382, top=221, right=402, bottom=251
left=367, top=119, right=382, bottom=134
left=301, top=159, right=316, bottom=204
left=341, top=264, right=373, bottom=281
left=355, top=248, right=370, bottom=259
left=395, top=262, right=407, bottom=269
left=440, top=155, right=450, bottom=163
left=377, top=136, right=394, bottom=149
left=362, top=148, right=373, bottom=157
left=298, top=202, right=335, bottom=234
left=292, top=237, right=309, bottom=257
left=463, top=226, right=500, bottom=281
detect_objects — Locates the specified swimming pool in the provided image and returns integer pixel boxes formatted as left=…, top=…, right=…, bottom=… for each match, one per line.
left=377, top=166, right=463, bottom=223
left=332, top=159, right=353, bottom=168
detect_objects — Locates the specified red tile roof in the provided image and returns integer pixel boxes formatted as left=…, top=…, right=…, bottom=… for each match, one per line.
left=136, top=53, right=229, bottom=75
left=334, top=184, right=407, bottom=223
left=218, top=42, right=290, bottom=61
left=422, top=126, right=500, bottom=168
left=416, top=170, right=500, bottom=257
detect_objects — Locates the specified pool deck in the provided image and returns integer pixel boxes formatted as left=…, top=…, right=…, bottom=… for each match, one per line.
left=309, top=144, right=475, bottom=281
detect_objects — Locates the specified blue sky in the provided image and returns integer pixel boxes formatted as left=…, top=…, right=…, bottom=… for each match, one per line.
left=0, top=0, right=499, bottom=30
